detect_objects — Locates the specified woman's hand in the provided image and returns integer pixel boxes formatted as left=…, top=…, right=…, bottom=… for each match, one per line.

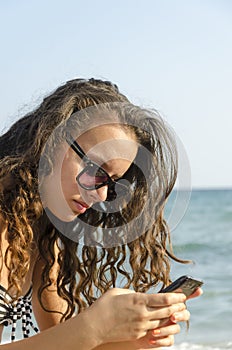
left=133, top=287, right=203, bottom=349
left=87, top=288, right=187, bottom=347
left=132, top=309, right=189, bottom=349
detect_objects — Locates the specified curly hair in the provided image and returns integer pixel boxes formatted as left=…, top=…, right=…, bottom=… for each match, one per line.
left=0, top=78, right=189, bottom=322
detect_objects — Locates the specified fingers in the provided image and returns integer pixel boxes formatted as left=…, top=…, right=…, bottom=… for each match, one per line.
left=147, top=301, right=186, bottom=322
left=187, top=287, right=203, bottom=300
left=134, top=319, right=186, bottom=348
left=147, top=306, right=189, bottom=331
left=149, top=335, right=175, bottom=347
left=146, top=292, right=186, bottom=307
left=170, top=308, right=190, bottom=323
left=137, top=335, right=175, bottom=349
left=149, top=324, right=181, bottom=347
left=134, top=324, right=179, bottom=349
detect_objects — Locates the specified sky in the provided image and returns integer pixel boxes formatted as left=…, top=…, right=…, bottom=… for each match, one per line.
left=0, top=0, right=231, bottom=189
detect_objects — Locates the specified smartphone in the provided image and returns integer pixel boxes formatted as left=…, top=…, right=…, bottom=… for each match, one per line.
left=159, top=275, right=204, bottom=297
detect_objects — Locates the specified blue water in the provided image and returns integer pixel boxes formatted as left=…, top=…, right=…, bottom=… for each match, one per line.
left=164, top=189, right=232, bottom=350
left=3, top=189, right=232, bottom=349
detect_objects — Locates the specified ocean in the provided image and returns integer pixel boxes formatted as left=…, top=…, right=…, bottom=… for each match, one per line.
left=2, top=189, right=232, bottom=349
left=164, top=189, right=232, bottom=350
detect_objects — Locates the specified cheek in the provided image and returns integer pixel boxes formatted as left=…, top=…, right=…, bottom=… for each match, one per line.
left=60, top=157, right=80, bottom=193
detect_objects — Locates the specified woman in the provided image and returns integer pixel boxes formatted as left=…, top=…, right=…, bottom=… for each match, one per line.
left=0, top=78, right=201, bottom=349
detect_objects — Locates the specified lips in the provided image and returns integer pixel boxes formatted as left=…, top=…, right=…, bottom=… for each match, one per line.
left=73, top=200, right=89, bottom=214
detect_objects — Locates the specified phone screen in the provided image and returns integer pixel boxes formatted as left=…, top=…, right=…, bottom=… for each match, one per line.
left=160, top=276, right=203, bottom=297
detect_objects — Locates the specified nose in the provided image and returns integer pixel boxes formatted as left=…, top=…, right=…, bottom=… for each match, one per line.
left=87, top=185, right=108, bottom=203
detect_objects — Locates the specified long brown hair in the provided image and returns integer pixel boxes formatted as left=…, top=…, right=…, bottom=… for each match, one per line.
left=0, top=78, right=188, bottom=321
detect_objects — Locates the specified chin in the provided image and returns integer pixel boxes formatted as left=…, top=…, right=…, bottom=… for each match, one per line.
left=46, top=206, right=79, bottom=223
left=62, top=213, right=79, bottom=222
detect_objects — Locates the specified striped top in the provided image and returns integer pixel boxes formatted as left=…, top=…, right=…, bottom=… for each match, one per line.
left=0, top=284, right=39, bottom=342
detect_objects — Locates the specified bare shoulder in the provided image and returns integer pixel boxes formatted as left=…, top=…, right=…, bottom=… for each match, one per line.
left=32, top=240, right=68, bottom=331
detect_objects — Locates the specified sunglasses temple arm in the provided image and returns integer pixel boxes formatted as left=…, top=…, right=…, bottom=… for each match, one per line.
left=66, top=133, right=88, bottom=161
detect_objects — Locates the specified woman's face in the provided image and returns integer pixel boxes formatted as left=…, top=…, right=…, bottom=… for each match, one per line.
left=41, top=124, right=138, bottom=222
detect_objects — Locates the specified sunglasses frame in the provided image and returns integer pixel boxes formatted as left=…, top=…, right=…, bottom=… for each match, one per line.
left=66, top=133, right=129, bottom=200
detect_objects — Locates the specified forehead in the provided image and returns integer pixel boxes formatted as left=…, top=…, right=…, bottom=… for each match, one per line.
left=77, top=124, right=138, bottom=165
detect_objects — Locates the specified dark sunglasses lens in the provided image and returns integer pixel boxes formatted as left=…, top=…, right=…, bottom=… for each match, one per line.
left=78, top=164, right=109, bottom=189
left=77, top=164, right=131, bottom=202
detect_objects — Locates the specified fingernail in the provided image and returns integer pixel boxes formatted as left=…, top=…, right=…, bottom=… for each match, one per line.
left=171, top=313, right=179, bottom=322
left=171, top=315, right=177, bottom=323
left=149, top=340, right=157, bottom=345
left=152, top=329, right=161, bottom=336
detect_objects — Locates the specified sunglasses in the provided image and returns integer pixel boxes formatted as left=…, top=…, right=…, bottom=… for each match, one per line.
left=66, top=133, right=130, bottom=202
